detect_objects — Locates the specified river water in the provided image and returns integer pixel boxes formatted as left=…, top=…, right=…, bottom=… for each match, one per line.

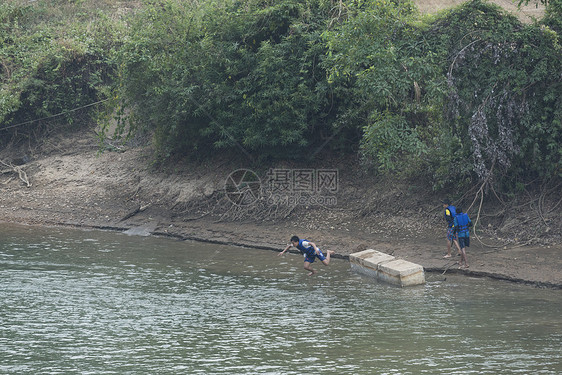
left=1, top=224, right=560, bottom=374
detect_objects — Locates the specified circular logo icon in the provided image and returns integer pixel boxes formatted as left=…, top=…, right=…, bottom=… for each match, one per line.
left=225, top=169, right=261, bottom=206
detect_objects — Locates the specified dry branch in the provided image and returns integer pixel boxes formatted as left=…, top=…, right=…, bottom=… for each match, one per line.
left=0, top=160, right=31, bottom=187
left=119, top=203, right=151, bottom=222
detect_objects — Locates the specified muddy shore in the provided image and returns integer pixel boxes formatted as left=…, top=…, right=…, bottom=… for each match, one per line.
left=1, top=131, right=560, bottom=288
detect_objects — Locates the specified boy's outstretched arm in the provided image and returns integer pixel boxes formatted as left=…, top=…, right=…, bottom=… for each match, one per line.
left=278, top=244, right=292, bottom=256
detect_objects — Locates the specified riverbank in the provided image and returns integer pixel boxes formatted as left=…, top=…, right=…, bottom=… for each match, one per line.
left=1, top=130, right=560, bottom=288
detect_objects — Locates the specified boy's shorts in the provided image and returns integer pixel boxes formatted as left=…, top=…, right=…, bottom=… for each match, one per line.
left=447, top=227, right=457, bottom=241
left=304, top=249, right=326, bottom=263
left=458, top=237, right=470, bottom=248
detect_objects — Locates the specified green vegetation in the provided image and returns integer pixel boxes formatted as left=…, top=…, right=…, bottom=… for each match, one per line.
left=0, top=0, right=122, bottom=137
left=110, top=0, right=339, bottom=160
left=1, top=0, right=560, bottom=194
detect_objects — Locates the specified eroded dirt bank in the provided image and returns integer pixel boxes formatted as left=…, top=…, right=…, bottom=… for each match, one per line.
left=1, top=131, right=560, bottom=288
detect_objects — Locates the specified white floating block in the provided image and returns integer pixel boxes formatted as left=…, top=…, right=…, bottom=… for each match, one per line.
left=349, top=249, right=394, bottom=268
left=378, top=259, right=425, bottom=287
left=349, top=249, right=425, bottom=287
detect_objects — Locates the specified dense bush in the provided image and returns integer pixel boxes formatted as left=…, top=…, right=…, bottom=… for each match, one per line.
left=323, top=0, right=561, bottom=191
left=322, top=0, right=444, bottom=177
left=425, top=1, right=562, bottom=189
left=0, top=1, right=121, bottom=144
left=109, top=0, right=342, bottom=160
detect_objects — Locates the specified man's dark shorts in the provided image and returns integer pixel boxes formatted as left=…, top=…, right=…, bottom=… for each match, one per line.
left=304, top=249, right=326, bottom=263
left=458, top=237, right=470, bottom=248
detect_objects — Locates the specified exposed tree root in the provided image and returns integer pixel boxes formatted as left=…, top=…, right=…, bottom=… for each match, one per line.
left=464, top=163, right=560, bottom=251
left=0, top=160, right=31, bottom=187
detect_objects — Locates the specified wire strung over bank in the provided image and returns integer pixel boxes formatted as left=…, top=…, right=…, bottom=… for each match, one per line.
left=0, top=99, right=109, bottom=132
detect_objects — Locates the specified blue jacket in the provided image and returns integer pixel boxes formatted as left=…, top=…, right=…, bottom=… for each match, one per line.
left=454, top=213, right=471, bottom=237
left=444, top=205, right=457, bottom=228
left=296, top=239, right=316, bottom=257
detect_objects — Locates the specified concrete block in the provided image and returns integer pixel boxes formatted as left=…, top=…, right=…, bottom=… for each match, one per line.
left=349, top=249, right=394, bottom=281
left=349, top=249, right=395, bottom=268
left=378, top=259, right=425, bottom=287
left=349, top=249, right=425, bottom=287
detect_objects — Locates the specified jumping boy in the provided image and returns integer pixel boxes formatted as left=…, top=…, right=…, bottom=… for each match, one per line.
left=278, top=235, right=334, bottom=276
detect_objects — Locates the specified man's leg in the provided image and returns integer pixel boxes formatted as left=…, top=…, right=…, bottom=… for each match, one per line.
left=304, top=261, right=316, bottom=276
left=454, top=237, right=462, bottom=256
left=444, top=240, right=452, bottom=258
left=321, top=250, right=335, bottom=266
left=460, top=248, right=468, bottom=268
left=444, top=228, right=453, bottom=258
left=462, top=238, right=469, bottom=267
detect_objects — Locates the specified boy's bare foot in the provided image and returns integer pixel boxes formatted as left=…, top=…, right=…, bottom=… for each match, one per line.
left=328, top=250, right=335, bottom=256
left=443, top=254, right=451, bottom=258
left=307, top=270, right=317, bottom=276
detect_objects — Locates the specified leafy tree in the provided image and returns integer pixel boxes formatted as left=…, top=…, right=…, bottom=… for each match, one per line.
left=323, top=0, right=445, bottom=175
left=1, top=2, right=120, bottom=144
left=431, top=1, right=562, bottom=188
left=542, top=0, right=562, bottom=31
left=323, top=0, right=560, bottom=192
left=108, top=0, right=341, bottom=160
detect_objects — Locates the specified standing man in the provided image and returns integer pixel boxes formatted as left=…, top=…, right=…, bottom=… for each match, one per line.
left=442, top=199, right=461, bottom=258
left=278, top=235, right=334, bottom=276
left=454, top=207, right=472, bottom=269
